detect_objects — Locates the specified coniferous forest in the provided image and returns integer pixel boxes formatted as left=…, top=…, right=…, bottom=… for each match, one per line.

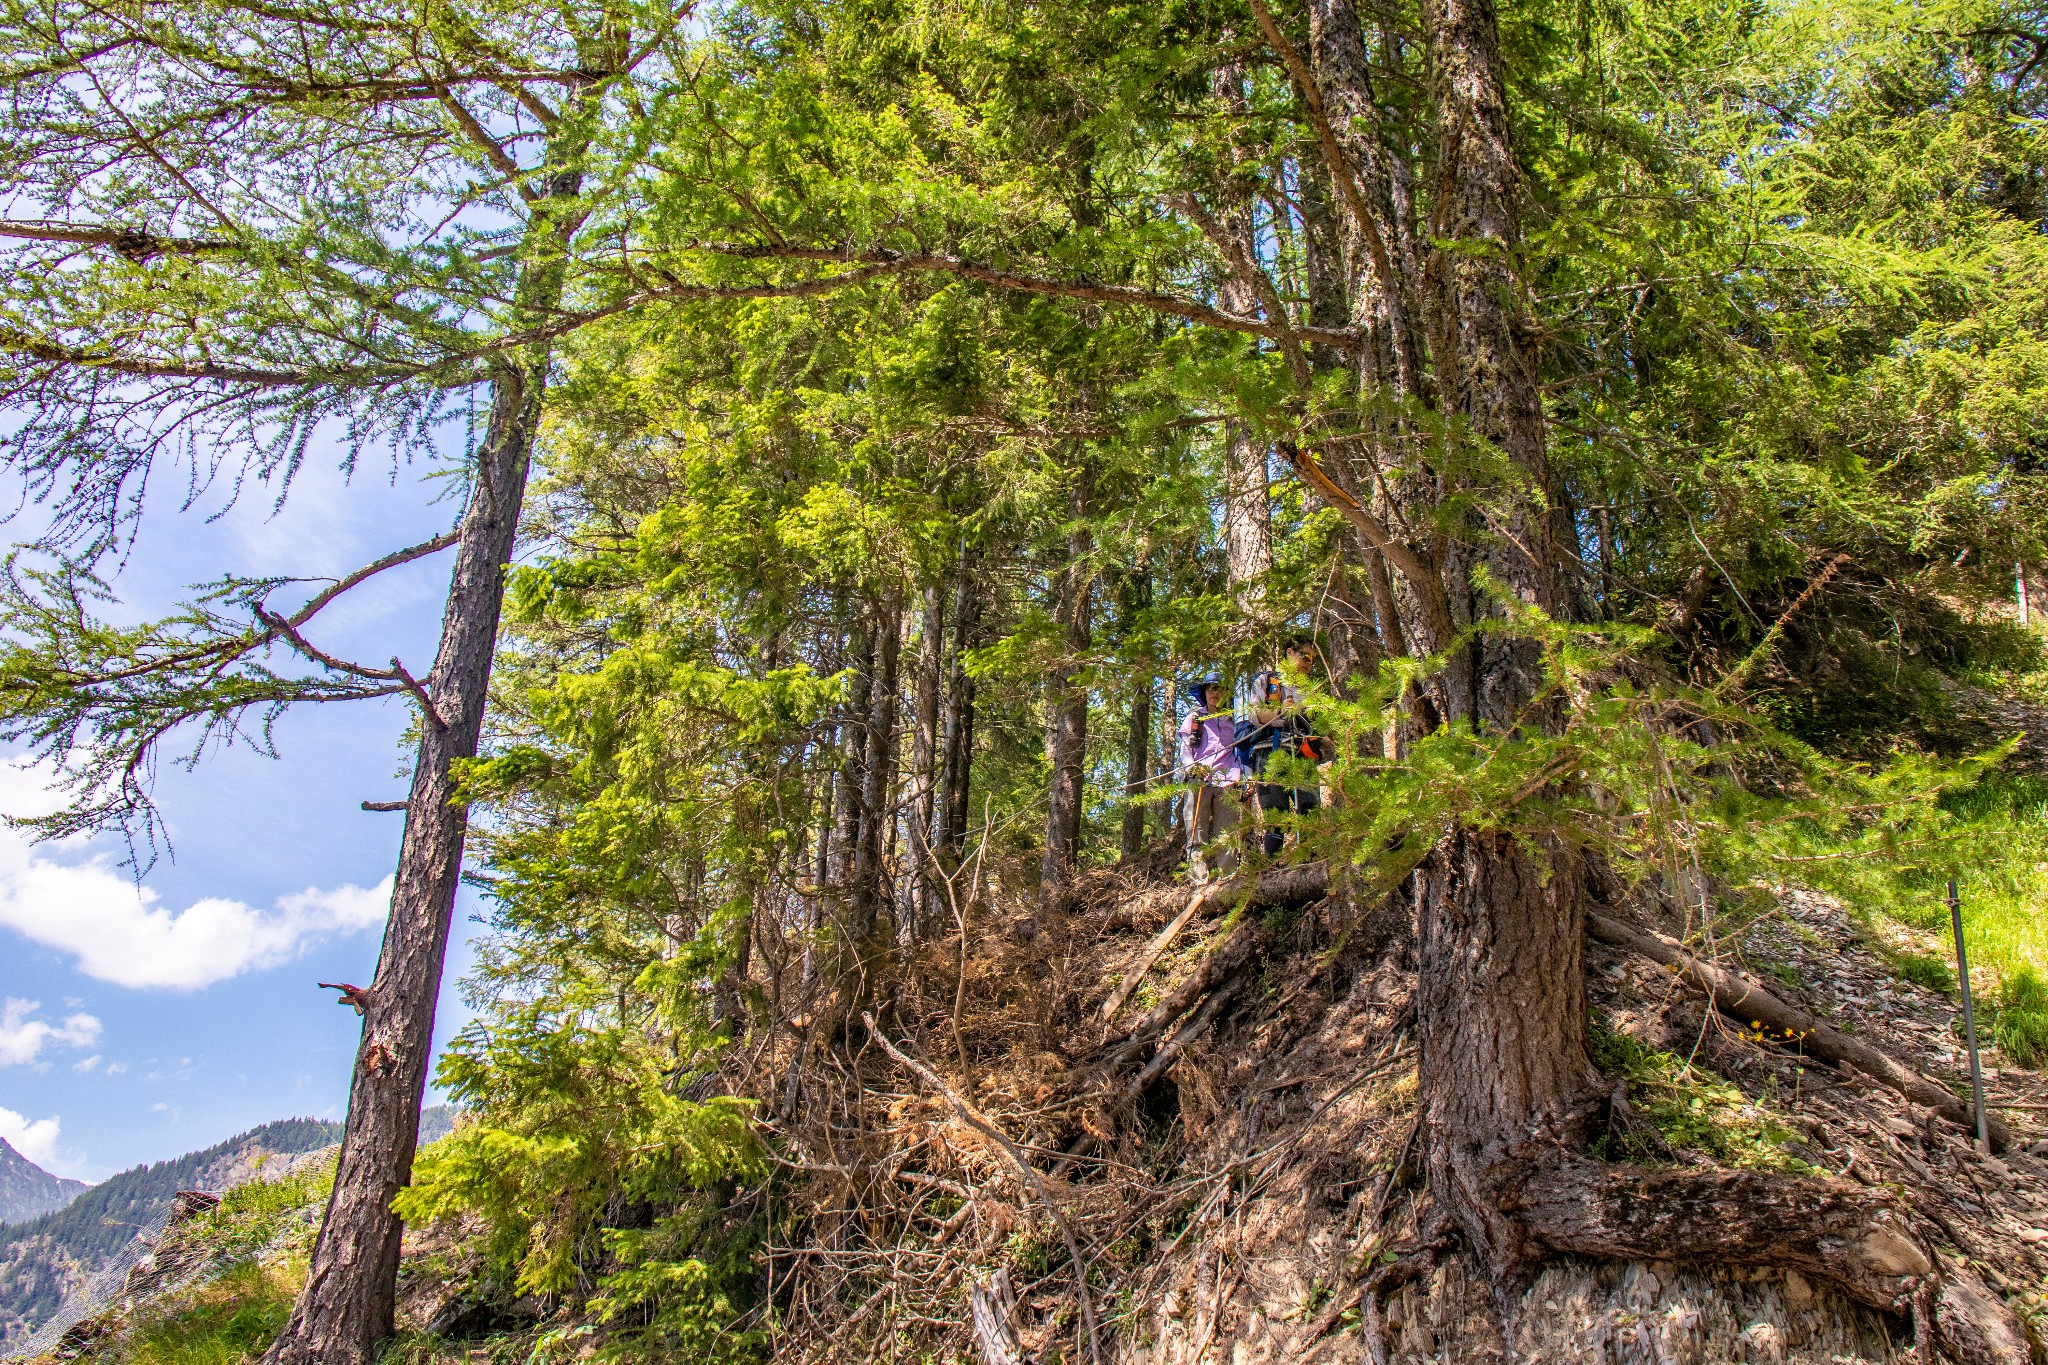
left=3, top=0, right=2048, bottom=1360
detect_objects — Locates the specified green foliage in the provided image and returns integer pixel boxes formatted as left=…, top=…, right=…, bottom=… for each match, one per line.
left=396, top=1061, right=764, bottom=1297
left=1990, top=966, right=2048, bottom=1068
left=1589, top=1017, right=1816, bottom=1173
left=587, top=1209, right=768, bottom=1365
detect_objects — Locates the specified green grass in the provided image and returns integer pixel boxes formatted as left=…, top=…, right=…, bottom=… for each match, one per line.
left=73, top=1162, right=335, bottom=1365
left=1879, top=773, right=2048, bottom=1064
left=1887, top=949, right=1957, bottom=995
left=1990, top=966, right=2048, bottom=1068
left=109, top=1263, right=299, bottom=1365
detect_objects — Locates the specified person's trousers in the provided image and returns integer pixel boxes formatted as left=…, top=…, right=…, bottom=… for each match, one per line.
left=1185, top=784, right=1240, bottom=882
left=1255, top=784, right=1320, bottom=857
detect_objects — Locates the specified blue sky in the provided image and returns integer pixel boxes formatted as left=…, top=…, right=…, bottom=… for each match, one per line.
left=0, top=445, right=490, bottom=1181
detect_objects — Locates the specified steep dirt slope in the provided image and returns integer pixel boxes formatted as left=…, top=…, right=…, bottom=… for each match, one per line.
left=753, top=861, right=2044, bottom=1364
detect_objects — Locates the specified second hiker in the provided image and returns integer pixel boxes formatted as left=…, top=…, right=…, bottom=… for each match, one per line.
left=1240, top=634, right=1329, bottom=858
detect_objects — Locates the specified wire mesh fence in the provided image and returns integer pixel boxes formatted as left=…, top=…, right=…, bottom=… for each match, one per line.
left=5, top=1190, right=242, bottom=1362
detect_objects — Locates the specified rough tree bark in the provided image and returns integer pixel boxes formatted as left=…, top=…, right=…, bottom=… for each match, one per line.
left=1119, top=570, right=1153, bottom=862
left=1040, top=494, right=1093, bottom=908
left=265, top=360, right=539, bottom=1365
left=852, top=585, right=904, bottom=941
left=1404, top=0, right=1607, bottom=1285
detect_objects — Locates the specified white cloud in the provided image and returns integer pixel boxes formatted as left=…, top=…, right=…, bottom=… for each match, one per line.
left=0, top=1106, right=62, bottom=1167
left=0, top=762, right=392, bottom=990
left=0, top=999, right=101, bottom=1067
left=72, top=1054, right=100, bottom=1073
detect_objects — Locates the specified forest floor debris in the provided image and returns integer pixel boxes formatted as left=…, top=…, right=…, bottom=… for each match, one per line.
left=738, top=859, right=2048, bottom=1364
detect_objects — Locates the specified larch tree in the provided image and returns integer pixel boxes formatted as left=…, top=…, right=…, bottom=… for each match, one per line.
left=0, top=0, right=887, bottom=1359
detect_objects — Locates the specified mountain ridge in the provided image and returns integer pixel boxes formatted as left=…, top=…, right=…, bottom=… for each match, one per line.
left=0, top=1118, right=341, bottom=1351
left=0, top=1144, right=85, bottom=1227
left=0, top=1108, right=459, bottom=1353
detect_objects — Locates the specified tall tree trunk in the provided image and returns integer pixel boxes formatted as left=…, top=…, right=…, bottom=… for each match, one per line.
left=1218, top=273, right=1273, bottom=605
left=852, top=585, right=903, bottom=941
left=1414, top=829, right=1599, bottom=1275
left=1403, top=0, right=1602, bottom=1284
left=905, top=582, right=944, bottom=942
left=1209, top=63, right=1275, bottom=609
left=937, top=543, right=981, bottom=882
left=265, top=360, right=538, bottom=1365
left=1040, top=510, right=1092, bottom=907
left=831, top=613, right=875, bottom=896
left=1119, top=570, right=1153, bottom=862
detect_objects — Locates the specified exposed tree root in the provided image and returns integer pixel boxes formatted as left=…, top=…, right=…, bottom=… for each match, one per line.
left=1587, top=911, right=2013, bottom=1152
left=1487, top=1151, right=2034, bottom=1361
left=1503, top=1153, right=1932, bottom=1306
left=1932, top=1255, right=2037, bottom=1365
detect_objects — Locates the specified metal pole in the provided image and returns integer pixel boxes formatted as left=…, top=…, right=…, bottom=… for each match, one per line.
left=1948, top=878, right=1990, bottom=1154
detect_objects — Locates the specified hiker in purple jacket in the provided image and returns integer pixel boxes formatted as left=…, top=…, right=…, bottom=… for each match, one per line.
left=1178, top=674, right=1244, bottom=883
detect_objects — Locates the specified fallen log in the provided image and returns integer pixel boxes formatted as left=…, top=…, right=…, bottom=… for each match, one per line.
left=1586, top=912, right=2011, bottom=1153
left=1098, top=887, right=1215, bottom=1022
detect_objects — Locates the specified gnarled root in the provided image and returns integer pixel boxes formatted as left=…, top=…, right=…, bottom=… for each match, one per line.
left=1933, top=1258, right=2036, bottom=1365
left=1503, top=1154, right=1931, bottom=1305
left=1497, top=1153, right=2031, bottom=1363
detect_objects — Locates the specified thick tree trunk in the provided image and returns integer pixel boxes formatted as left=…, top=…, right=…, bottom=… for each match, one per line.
left=1414, top=830, right=1602, bottom=1277
left=264, top=362, right=537, bottom=1365
left=1040, top=515, right=1092, bottom=907
left=1395, top=0, right=1608, bottom=1288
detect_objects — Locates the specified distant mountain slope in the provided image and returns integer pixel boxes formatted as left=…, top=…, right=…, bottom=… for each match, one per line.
left=0, top=1143, right=86, bottom=1227
left=417, top=1104, right=457, bottom=1147
left=0, top=1118, right=341, bottom=1349
left=0, top=1107, right=461, bottom=1353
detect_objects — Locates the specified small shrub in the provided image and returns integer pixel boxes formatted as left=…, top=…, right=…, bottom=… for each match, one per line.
left=1991, top=966, right=2048, bottom=1068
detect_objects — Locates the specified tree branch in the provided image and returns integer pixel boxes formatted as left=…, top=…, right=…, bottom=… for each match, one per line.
left=284, top=530, right=459, bottom=628
left=683, top=243, right=1359, bottom=346
left=0, top=220, right=238, bottom=259
left=386, top=656, right=446, bottom=731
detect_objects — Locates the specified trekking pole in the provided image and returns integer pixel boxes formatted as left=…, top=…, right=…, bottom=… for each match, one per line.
left=1948, top=878, right=1991, bottom=1155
